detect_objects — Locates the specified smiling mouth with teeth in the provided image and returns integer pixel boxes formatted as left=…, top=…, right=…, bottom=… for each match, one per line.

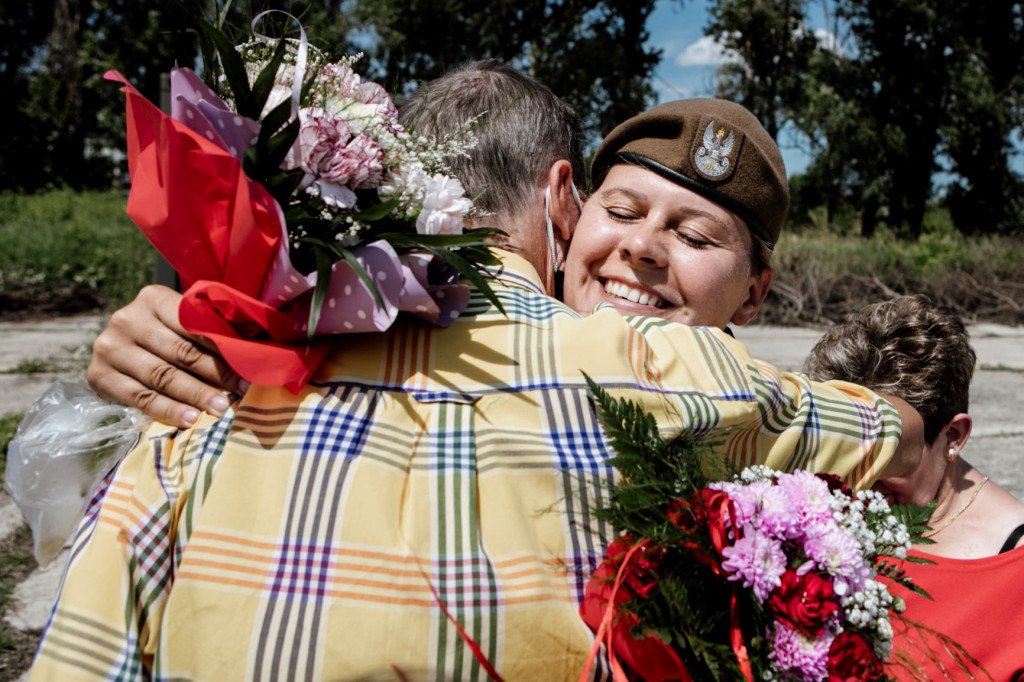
left=602, top=279, right=669, bottom=308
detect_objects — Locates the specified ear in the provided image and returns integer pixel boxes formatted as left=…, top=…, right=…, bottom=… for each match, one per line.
left=729, top=268, right=774, bottom=326
left=544, top=159, right=579, bottom=246
left=942, top=413, right=973, bottom=455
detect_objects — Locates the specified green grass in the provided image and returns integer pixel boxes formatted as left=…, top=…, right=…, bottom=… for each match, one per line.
left=2, top=190, right=1023, bottom=324
left=0, top=412, right=24, bottom=481
left=766, top=227, right=1024, bottom=324
left=0, top=524, right=39, bottom=661
left=775, top=228, right=1024, bottom=281
left=0, top=190, right=155, bottom=308
left=0, top=359, right=66, bottom=376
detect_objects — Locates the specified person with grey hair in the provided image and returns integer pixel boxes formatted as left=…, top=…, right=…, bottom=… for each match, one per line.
left=87, top=59, right=586, bottom=425
left=805, top=294, right=1024, bottom=680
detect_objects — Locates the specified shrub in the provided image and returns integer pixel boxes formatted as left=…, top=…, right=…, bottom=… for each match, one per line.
left=0, top=190, right=154, bottom=309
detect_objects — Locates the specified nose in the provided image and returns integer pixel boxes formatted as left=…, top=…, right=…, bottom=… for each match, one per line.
left=619, top=222, right=666, bottom=269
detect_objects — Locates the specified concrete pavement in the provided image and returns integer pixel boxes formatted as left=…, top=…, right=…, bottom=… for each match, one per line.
left=737, top=322, right=1024, bottom=500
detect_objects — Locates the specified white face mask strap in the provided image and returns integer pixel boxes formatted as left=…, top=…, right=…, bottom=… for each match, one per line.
left=544, top=181, right=582, bottom=274
left=569, top=180, right=583, bottom=214
left=544, top=185, right=559, bottom=274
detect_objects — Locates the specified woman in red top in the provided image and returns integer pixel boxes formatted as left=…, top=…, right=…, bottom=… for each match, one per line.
left=806, top=294, right=1024, bottom=681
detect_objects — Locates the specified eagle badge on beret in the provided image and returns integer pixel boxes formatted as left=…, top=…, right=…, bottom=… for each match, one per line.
left=694, top=121, right=735, bottom=179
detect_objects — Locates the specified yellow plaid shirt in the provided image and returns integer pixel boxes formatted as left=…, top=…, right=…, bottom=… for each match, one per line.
left=31, top=251, right=901, bottom=681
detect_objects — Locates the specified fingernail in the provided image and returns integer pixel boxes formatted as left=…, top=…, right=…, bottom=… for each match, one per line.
left=182, top=408, right=199, bottom=427
left=210, top=395, right=230, bottom=414
left=237, top=380, right=251, bottom=394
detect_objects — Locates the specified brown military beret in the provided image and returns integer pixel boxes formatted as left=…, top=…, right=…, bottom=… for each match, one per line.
left=591, top=98, right=789, bottom=249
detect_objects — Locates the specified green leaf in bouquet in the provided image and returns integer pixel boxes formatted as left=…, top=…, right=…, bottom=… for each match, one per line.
left=415, top=245, right=506, bottom=315
left=351, top=198, right=402, bottom=223
left=214, top=0, right=235, bottom=30
left=263, top=118, right=301, bottom=174
left=258, top=96, right=295, bottom=146
left=243, top=110, right=298, bottom=181
left=377, top=227, right=507, bottom=251
left=264, top=167, right=306, bottom=207
left=875, top=561, right=934, bottom=599
left=297, top=236, right=387, bottom=314
left=250, top=37, right=292, bottom=116
left=584, top=375, right=667, bottom=479
left=295, top=237, right=386, bottom=339
left=308, top=245, right=333, bottom=340
left=196, top=19, right=256, bottom=117
left=334, top=243, right=386, bottom=311
left=888, top=501, right=937, bottom=546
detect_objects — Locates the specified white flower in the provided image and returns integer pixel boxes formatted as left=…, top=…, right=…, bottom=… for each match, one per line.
left=379, top=161, right=428, bottom=210
left=261, top=71, right=295, bottom=119
left=315, top=62, right=399, bottom=134
left=416, top=174, right=471, bottom=235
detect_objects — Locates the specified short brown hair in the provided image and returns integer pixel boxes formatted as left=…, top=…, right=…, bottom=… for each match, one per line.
left=804, top=295, right=976, bottom=444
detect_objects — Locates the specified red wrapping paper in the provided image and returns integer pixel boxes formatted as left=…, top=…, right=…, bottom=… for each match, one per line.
left=107, top=70, right=327, bottom=391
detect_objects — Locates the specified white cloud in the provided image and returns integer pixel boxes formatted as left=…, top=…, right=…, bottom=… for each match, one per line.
left=814, top=28, right=842, bottom=54
left=674, top=35, right=737, bottom=67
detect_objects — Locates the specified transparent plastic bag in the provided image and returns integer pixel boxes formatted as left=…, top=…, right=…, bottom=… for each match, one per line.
left=4, top=381, right=150, bottom=566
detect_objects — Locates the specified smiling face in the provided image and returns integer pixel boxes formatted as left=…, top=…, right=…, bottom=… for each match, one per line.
left=562, top=164, right=771, bottom=329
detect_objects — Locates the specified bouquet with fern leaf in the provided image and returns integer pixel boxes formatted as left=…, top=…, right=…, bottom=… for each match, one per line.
left=578, top=376, right=972, bottom=682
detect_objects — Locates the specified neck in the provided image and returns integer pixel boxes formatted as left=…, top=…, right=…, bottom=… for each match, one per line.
left=927, top=458, right=983, bottom=533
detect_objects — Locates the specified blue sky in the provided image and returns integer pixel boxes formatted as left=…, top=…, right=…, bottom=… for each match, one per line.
left=646, top=0, right=818, bottom=176
left=646, top=0, right=1023, bottom=181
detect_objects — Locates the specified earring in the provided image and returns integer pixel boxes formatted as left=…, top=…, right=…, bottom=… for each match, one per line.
left=946, top=448, right=957, bottom=462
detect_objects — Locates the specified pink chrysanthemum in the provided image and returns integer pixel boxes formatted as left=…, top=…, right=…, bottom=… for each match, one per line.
left=777, top=469, right=835, bottom=526
left=768, top=621, right=834, bottom=681
left=720, top=528, right=787, bottom=602
left=801, top=521, right=871, bottom=596
left=712, top=480, right=768, bottom=530
left=715, top=480, right=801, bottom=541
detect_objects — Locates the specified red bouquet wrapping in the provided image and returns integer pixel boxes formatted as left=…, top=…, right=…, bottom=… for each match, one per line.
left=104, top=21, right=497, bottom=392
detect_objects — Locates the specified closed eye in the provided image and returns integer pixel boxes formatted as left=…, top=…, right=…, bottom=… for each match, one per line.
left=606, top=208, right=638, bottom=223
left=676, top=232, right=710, bottom=248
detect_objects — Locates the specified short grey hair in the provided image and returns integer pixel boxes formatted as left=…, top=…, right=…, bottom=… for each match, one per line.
left=398, top=60, right=584, bottom=230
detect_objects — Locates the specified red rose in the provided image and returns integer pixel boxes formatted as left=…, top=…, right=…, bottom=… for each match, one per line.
left=827, top=631, right=884, bottom=682
left=624, top=542, right=665, bottom=599
left=767, top=569, right=839, bottom=637
left=699, top=488, right=735, bottom=555
left=667, top=496, right=702, bottom=531
left=580, top=537, right=691, bottom=681
left=816, top=472, right=852, bottom=497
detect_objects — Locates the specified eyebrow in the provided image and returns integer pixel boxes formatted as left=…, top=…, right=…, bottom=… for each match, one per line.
left=598, top=186, right=648, bottom=203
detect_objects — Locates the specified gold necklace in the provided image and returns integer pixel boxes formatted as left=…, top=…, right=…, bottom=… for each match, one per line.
left=925, top=477, right=990, bottom=538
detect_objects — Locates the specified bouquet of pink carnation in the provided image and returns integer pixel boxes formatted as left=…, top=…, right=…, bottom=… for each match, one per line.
left=104, top=13, right=501, bottom=392
left=577, top=377, right=962, bottom=682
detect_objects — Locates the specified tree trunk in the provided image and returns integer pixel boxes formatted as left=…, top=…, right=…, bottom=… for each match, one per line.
left=48, top=0, right=84, bottom=186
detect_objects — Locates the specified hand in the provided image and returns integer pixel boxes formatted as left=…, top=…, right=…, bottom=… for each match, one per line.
left=87, top=285, right=246, bottom=427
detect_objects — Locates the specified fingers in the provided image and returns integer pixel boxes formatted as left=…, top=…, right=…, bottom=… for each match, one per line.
left=87, top=285, right=246, bottom=426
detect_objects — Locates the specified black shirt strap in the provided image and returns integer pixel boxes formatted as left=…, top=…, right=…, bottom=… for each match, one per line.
left=999, top=523, right=1024, bottom=554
